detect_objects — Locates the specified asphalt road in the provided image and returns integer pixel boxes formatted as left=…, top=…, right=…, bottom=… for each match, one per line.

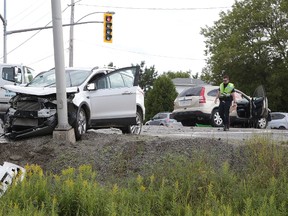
left=0, top=123, right=287, bottom=143
left=142, top=125, right=288, bottom=142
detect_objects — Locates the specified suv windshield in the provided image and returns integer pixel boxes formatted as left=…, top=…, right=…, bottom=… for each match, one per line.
left=28, top=69, right=92, bottom=87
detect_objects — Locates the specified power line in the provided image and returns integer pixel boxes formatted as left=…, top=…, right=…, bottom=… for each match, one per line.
left=78, top=4, right=231, bottom=10
left=1, top=4, right=71, bottom=60
left=8, top=0, right=48, bottom=29
left=75, top=38, right=205, bottom=61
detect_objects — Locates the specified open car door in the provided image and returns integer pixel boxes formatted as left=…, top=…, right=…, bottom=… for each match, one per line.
left=251, top=85, right=268, bottom=118
left=89, top=66, right=141, bottom=126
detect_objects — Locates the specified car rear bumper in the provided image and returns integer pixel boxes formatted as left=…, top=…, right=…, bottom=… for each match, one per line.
left=172, top=111, right=211, bottom=123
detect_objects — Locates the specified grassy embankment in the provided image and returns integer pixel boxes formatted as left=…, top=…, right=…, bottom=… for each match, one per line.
left=0, top=136, right=287, bottom=215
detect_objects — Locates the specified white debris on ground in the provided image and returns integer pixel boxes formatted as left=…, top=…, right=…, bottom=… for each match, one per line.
left=0, top=162, right=26, bottom=198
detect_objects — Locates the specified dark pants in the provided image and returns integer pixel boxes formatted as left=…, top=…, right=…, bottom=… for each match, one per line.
left=219, top=100, right=231, bottom=126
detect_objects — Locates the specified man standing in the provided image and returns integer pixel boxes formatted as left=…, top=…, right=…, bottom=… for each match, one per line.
left=214, top=75, right=236, bottom=131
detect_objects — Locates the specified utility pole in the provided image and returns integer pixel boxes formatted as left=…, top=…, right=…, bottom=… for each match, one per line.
left=69, top=0, right=74, bottom=67
left=2, top=0, right=7, bottom=63
left=51, top=0, right=75, bottom=143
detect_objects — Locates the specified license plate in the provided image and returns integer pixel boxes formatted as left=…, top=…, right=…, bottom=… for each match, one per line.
left=179, top=100, right=191, bottom=106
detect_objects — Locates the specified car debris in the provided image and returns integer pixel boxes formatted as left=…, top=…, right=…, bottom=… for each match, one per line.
left=0, top=162, right=25, bottom=198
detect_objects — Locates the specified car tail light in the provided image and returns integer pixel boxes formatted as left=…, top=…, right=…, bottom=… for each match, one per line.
left=199, top=87, right=206, bottom=103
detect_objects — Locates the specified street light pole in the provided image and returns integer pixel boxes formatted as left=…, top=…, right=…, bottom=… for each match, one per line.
left=2, top=0, right=7, bottom=63
left=51, top=0, right=75, bottom=143
left=68, top=0, right=74, bottom=67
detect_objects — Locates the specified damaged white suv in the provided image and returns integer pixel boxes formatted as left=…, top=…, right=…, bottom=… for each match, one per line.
left=2, top=66, right=145, bottom=140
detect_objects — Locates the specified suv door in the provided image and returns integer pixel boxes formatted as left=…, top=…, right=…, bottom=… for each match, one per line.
left=89, top=66, right=140, bottom=126
left=251, top=85, right=268, bottom=118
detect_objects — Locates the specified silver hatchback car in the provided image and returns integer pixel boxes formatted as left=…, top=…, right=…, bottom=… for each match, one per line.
left=172, top=85, right=270, bottom=128
left=145, top=112, right=180, bottom=126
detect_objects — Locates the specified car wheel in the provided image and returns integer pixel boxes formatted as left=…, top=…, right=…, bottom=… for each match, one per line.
left=74, top=107, right=87, bottom=140
left=121, top=111, right=143, bottom=135
left=279, top=126, right=286, bottom=130
left=257, top=117, right=267, bottom=129
left=211, top=109, right=223, bottom=127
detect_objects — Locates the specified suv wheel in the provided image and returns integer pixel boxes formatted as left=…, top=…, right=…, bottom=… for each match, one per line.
left=74, top=107, right=87, bottom=140
left=211, top=109, right=223, bottom=127
left=257, top=117, right=267, bottom=129
left=121, top=111, right=143, bottom=134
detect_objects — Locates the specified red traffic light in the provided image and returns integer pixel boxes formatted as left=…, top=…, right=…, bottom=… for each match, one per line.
left=103, top=13, right=113, bottom=43
left=106, top=16, right=112, bottom=22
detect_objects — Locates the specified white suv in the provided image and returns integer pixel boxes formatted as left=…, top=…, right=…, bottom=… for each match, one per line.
left=172, top=85, right=270, bottom=128
left=3, top=66, right=145, bottom=140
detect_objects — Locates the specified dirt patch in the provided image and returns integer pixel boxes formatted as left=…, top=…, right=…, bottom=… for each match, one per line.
left=0, top=129, right=242, bottom=183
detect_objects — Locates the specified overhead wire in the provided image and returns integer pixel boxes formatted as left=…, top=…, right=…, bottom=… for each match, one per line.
left=2, top=3, right=71, bottom=60
left=4, top=1, right=229, bottom=64
left=77, top=4, right=231, bottom=10
left=8, top=0, right=47, bottom=29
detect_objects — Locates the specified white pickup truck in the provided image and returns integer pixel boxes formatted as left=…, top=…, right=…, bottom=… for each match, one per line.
left=0, top=64, right=36, bottom=120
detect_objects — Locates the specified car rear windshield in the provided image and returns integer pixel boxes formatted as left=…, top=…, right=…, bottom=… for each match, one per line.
left=179, top=87, right=203, bottom=97
left=271, top=113, right=286, bottom=120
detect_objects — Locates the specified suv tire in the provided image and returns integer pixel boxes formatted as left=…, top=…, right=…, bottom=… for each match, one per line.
left=74, top=107, right=87, bottom=140
left=121, top=111, right=143, bottom=134
left=257, top=117, right=267, bottom=129
left=211, top=109, right=223, bottom=127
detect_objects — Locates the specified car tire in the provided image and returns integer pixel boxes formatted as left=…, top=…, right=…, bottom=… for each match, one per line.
left=121, top=111, right=143, bottom=135
left=279, top=126, right=286, bottom=130
left=211, top=109, right=223, bottom=127
left=74, top=107, right=87, bottom=140
left=257, top=117, right=267, bottom=129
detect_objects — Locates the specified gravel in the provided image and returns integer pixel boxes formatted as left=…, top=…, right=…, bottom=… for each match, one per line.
left=0, top=125, right=247, bottom=183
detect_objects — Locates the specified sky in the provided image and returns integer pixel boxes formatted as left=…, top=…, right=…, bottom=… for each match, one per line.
left=0, top=0, right=235, bottom=76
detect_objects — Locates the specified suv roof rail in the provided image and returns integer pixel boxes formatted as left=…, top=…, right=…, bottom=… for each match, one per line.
left=91, top=65, right=117, bottom=71
left=91, top=66, right=99, bottom=71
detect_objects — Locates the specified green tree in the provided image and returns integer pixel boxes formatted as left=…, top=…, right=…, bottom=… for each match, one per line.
left=133, top=61, right=158, bottom=93
left=144, top=75, right=178, bottom=121
left=201, top=0, right=288, bottom=111
left=164, top=71, right=190, bottom=79
left=139, top=65, right=158, bottom=93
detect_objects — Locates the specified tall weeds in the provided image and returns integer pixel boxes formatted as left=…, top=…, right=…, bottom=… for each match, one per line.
left=0, top=137, right=287, bottom=215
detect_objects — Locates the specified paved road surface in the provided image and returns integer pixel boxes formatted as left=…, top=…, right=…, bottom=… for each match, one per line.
left=0, top=122, right=287, bottom=143
left=142, top=125, right=288, bottom=142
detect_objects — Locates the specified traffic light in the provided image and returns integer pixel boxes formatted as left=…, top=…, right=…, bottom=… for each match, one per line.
left=103, top=13, right=113, bottom=43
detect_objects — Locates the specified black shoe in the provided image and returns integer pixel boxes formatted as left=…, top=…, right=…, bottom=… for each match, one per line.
left=223, top=125, right=227, bottom=131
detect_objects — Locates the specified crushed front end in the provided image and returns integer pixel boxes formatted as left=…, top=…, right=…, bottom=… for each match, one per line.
left=4, top=94, right=58, bottom=139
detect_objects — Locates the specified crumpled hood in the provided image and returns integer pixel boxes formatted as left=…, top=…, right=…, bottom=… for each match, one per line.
left=2, top=85, right=78, bottom=96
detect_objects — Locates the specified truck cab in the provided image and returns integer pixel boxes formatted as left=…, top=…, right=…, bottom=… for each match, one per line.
left=0, top=64, right=35, bottom=120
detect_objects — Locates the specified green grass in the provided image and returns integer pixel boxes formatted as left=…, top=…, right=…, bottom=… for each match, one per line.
left=0, top=137, right=287, bottom=215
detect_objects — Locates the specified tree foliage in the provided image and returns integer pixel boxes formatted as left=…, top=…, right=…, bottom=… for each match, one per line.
left=164, top=71, right=190, bottom=79
left=144, top=75, right=178, bottom=121
left=134, top=61, right=158, bottom=93
left=201, top=0, right=288, bottom=111
left=139, top=65, right=158, bottom=93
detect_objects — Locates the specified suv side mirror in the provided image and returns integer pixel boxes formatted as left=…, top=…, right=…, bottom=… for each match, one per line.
left=87, top=83, right=96, bottom=91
